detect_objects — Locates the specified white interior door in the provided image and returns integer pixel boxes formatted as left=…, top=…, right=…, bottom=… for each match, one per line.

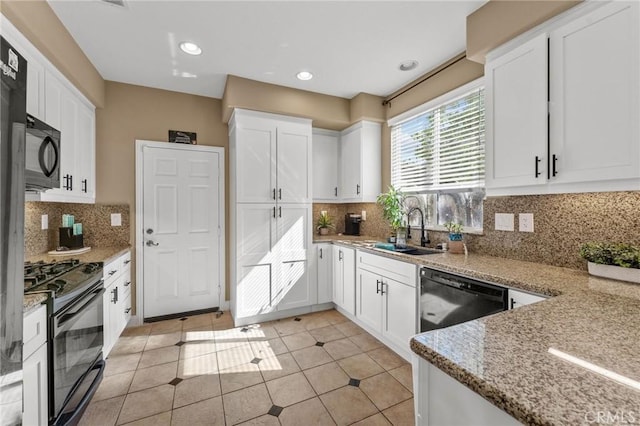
left=141, top=143, right=223, bottom=319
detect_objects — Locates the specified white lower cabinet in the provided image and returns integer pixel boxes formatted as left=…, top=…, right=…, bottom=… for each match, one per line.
left=412, top=356, right=520, bottom=426
left=233, top=204, right=313, bottom=322
left=332, top=245, right=355, bottom=316
left=103, top=251, right=132, bottom=357
left=508, top=289, right=546, bottom=310
left=23, top=304, right=48, bottom=426
left=356, top=251, right=417, bottom=360
left=316, top=243, right=333, bottom=304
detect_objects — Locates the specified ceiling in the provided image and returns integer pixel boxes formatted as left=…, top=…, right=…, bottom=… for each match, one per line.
left=47, top=0, right=486, bottom=100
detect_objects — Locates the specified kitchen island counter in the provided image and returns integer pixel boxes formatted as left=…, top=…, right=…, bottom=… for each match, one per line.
left=314, top=236, right=640, bottom=425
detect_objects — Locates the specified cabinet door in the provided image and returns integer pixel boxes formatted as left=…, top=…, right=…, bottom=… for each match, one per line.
left=312, top=130, right=339, bottom=201
left=340, top=128, right=362, bottom=200
left=277, top=260, right=313, bottom=311
left=508, top=289, right=546, bottom=310
left=549, top=1, right=640, bottom=186
left=276, top=205, right=312, bottom=310
left=332, top=245, right=344, bottom=307
left=103, top=282, right=115, bottom=357
left=356, top=268, right=383, bottom=332
left=277, top=125, right=311, bottom=203
left=235, top=125, right=276, bottom=203
left=25, top=51, right=45, bottom=120
left=383, top=278, right=416, bottom=352
left=485, top=33, right=548, bottom=192
left=23, top=343, right=48, bottom=426
left=341, top=247, right=356, bottom=316
left=75, top=102, right=96, bottom=200
left=236, top=204, right=277, bottom=317
left=317, top=244, right=333, bottom=304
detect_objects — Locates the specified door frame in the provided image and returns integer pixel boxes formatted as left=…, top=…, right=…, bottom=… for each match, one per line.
left=134, top=139, right=226, bottom=325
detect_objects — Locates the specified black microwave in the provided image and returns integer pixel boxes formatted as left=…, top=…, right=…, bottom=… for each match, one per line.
left=25, top=114, right=61, bottom=191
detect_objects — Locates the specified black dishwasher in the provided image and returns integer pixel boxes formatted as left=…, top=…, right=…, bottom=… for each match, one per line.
left=420, top=267, right=508, bottom=332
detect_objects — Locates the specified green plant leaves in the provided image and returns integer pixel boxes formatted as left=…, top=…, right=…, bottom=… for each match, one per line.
left=579, top=242, right=640, bottom=269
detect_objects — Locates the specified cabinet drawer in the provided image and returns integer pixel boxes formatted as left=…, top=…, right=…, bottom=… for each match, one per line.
left=23, top=304, right=47, bottom=360
left=104, top=257, right=122, bottom=282
left=357, top=251, right=417, bottom=287
left=121, top=268, right=132, bottom=300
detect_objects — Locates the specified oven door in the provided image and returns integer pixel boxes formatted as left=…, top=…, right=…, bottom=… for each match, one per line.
left=51, top=282, right=105, bottom=423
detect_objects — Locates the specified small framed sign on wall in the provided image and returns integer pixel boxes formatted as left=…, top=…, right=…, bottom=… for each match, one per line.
left=169, top=130, right=197, bottom=145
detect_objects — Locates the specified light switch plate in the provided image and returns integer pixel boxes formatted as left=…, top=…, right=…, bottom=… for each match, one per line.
left=361, top=210, right=367, bottom=221
left=111, top=213, right=122, bottom=227
left=41, top=214, right=48, bottom=230
left=519, top=213, right=534, bottom=232
left=495, top=213, right=515, bottom=231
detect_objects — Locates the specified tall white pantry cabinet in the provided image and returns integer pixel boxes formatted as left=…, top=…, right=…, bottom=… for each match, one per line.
left=229, top=109, right=314, bottom=325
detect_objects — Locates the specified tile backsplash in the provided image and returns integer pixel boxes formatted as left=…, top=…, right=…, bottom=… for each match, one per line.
left=25, top=202, right=130, bottom=257
left=313, top=191, right=640, bottom=270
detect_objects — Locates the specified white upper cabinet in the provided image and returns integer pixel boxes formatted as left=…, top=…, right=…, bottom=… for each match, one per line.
left=233, top=109, right=312, bottom=204
left=485, top=34, right=548, bottom=191
left=40, top=70, right=96, bottom=203
left=312, top=129, right=340, bottom=202
left=340, top=121, right=381, bottom=202
left=2, top=16, right=97, bottom=203
left=485, top=1, right=640, bottom=196
left=549, top=1, right=639, bottom=189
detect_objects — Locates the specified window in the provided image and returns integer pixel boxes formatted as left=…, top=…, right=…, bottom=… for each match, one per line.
left=389, top=80, right=485, bottom=231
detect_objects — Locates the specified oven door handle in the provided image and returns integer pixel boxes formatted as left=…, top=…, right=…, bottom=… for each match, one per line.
left=54, top=359, right=105, bottom=426
left=56, top=285, right=105, bottom=329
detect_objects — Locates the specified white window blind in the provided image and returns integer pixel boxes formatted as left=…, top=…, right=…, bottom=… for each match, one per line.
left=391, top=87, right=485, bottom=193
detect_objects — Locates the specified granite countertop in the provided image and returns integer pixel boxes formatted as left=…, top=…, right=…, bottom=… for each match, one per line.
left=25, top=246, right=130, bottom=266
left=315, top=235, right=640, bottom=425
left=23, top=293, right=48, bottom=314
left=23, top=246, right=131, bottom=311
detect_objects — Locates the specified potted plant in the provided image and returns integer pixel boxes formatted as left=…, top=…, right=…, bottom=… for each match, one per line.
left=579, top=242, right=640, bottom=284
left=376, top=185, right=406, bottom=244
left=316, top=211, right=334, bottom=235
left=444, top=222, right=465, bottom=254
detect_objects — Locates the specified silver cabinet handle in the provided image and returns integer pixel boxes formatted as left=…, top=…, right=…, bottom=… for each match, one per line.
left=146, top=240, right=159, bottom=247
left=125, top=308, right=131, bottom=314
left=108, top=270, right=118, bottom=276
left=123, top=259, right=131, bottom=265
left=124, top=281, right=131, bottom=287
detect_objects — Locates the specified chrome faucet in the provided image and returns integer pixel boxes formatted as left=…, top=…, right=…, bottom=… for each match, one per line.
left=406, top=207, right=430, bottom=247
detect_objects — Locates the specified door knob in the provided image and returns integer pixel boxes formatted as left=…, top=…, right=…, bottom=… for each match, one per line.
left=146, top=228, right=154, bottom=234
left=146, top=240, right=159, bottom=247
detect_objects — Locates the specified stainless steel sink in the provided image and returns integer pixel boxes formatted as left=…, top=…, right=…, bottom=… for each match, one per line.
left=394, top=247, right=443, bottom=256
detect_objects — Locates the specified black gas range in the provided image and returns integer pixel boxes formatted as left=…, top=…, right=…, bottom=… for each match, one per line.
left=24, top=259, right=106, bottom=426
left=24, top=259, right=103, bottom=313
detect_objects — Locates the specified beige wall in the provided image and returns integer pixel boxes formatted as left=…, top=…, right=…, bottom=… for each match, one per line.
left=2, top=0, right=105, bottom=107
left=466, top=0, right=581, bottom=63
left=223, top=75, right=385, bottom=130
left=96, top=81, right=229, bottom=306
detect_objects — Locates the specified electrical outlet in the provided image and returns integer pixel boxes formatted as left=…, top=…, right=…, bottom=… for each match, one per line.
left=519, top=213, right=534, bottom=232
left=111, top=213, right=122, bottom=227
left=361, top=210, right=367, bottom=221
left=495, top=213, right=515, bottom=231
left=41, top=214, right=48, bottom=230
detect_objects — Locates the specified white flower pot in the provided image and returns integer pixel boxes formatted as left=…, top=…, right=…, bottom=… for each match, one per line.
left=587, top=262, right=640, bottom=284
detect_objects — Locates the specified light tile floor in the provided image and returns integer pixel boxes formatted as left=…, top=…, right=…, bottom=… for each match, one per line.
left=79, top=309, right=415, bottom=426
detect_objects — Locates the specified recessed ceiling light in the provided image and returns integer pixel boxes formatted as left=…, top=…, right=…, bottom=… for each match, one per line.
left=399, top=60, right=419, bottom=71
left=180, top=42, right=202, bottom=56
left=296, top=71, right=313, bottom=81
